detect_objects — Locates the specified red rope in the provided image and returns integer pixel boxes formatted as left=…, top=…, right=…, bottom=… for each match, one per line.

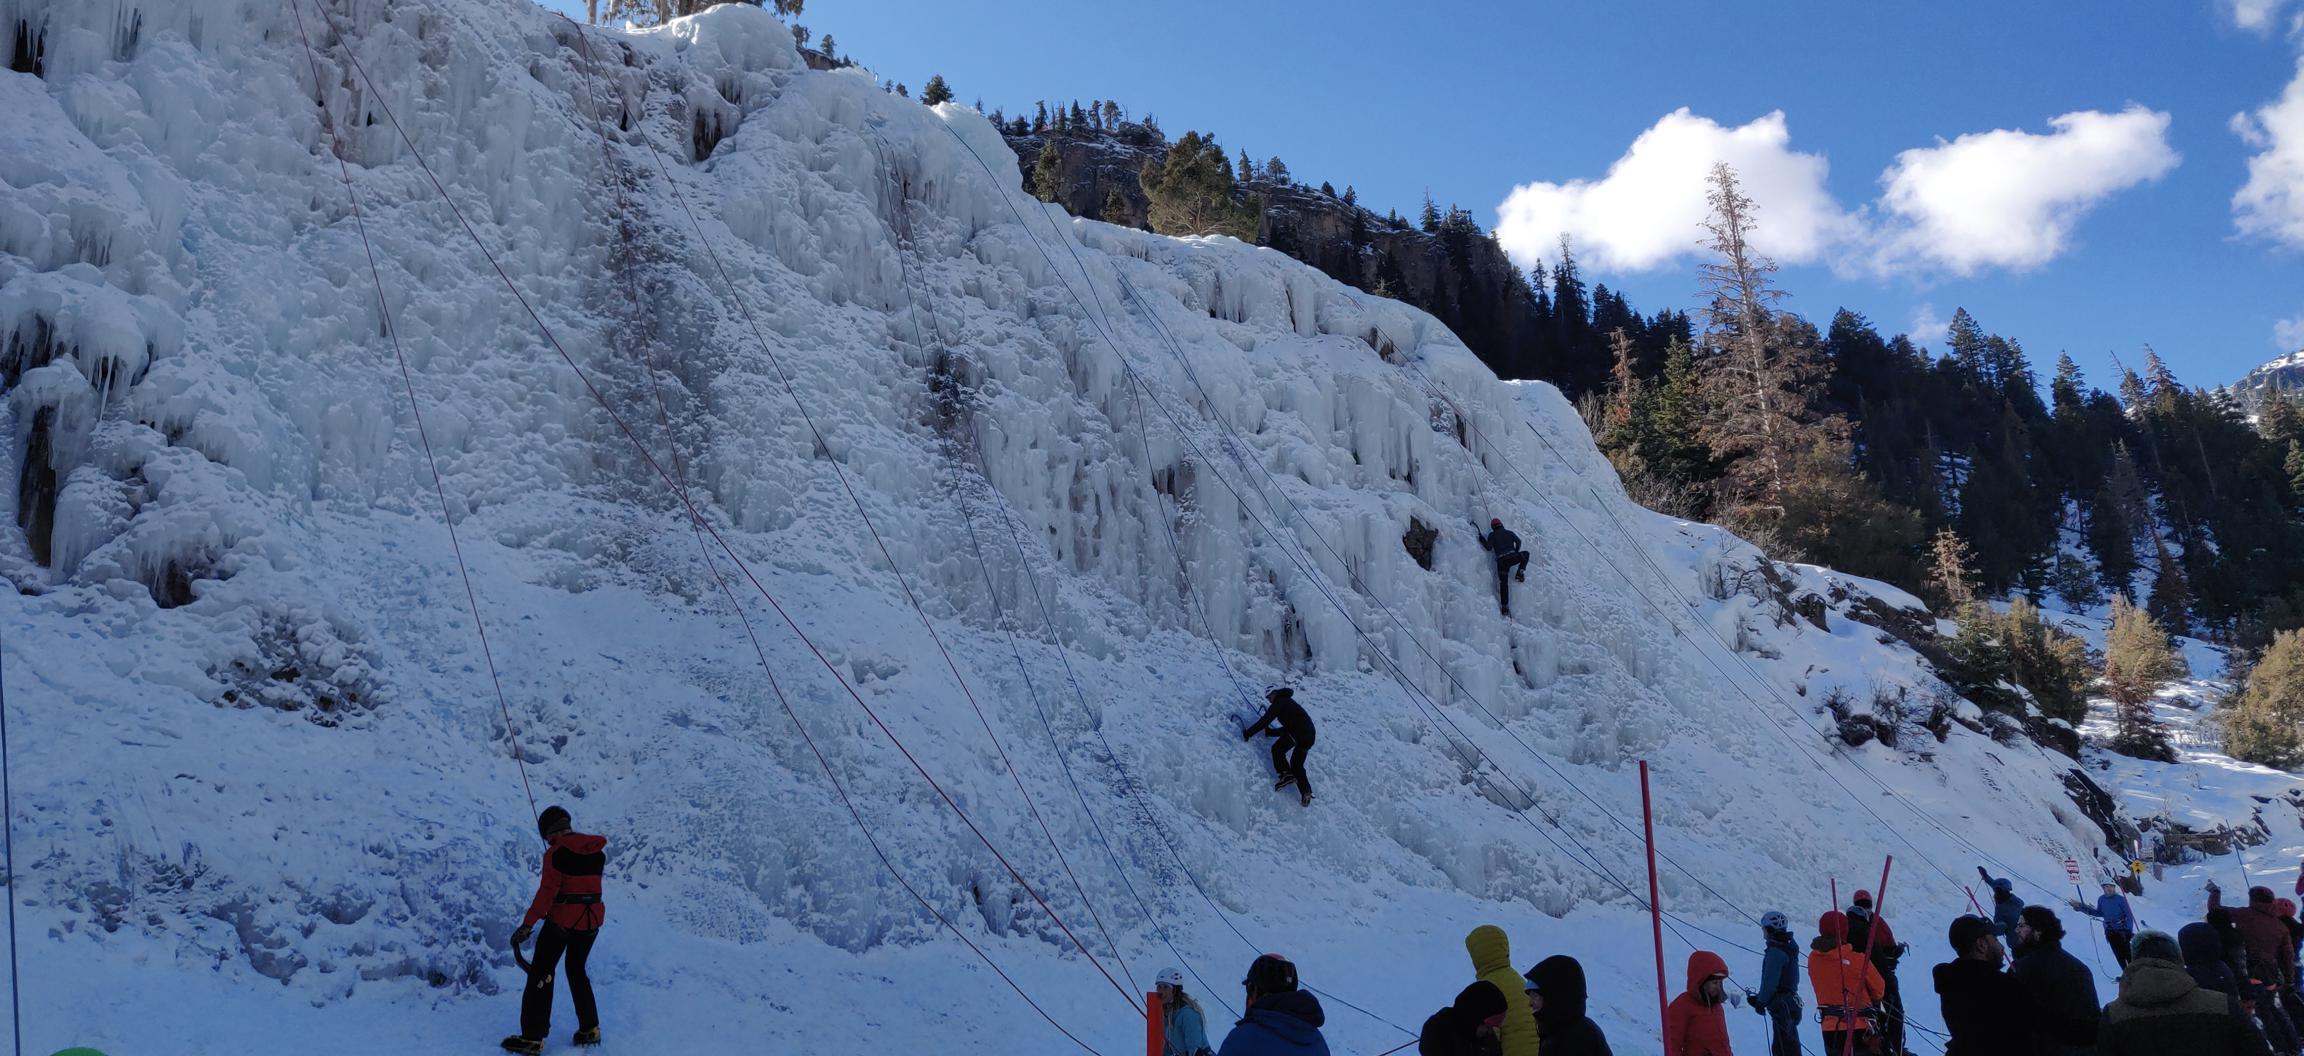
left=288, top=0, right=536, bottom=823
left=304, top=0, right=1136, bottom=1018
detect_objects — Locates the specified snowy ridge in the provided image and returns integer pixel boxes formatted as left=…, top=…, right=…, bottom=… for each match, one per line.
left=0, top=1, right=2172, bottom=1052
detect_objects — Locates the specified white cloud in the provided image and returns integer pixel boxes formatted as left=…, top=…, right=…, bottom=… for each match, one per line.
left=2224, top=0, right=2294, bottom=32
left=1869, top=106, right=2180, bottom=275
left=1491, top=106, right=2178, bottom=282
left=2234, top=58, right=2304, bottom=248
left=1908, top=304, right=1953, bottom=347
left=1493, top=109, right=1854, bottom=272
left=2279, top=311, right=2304, bottom=351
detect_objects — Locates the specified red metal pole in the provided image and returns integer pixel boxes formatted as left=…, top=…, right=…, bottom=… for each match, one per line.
left=1146, top=990, right=1163, bottom=1056
left=1964, top=885, right=1984, bottom=916
left=1640, top=760, right=1670, bottom=1055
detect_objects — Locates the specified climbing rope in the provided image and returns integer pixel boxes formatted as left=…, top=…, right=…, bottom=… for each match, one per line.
left=288, top=0, right=538, bottom=823
left=0, top=617, right=23, bottom=1056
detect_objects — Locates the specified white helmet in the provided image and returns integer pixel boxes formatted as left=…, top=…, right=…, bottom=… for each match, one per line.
left=1156, top=966, right=1185, bottom=988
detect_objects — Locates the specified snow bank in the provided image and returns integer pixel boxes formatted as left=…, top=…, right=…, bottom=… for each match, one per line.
left=0, top=0, right=2147, bottom=1052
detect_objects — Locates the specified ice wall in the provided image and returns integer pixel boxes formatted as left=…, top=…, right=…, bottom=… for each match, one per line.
left=0, top=1, right=2123, bottom=1052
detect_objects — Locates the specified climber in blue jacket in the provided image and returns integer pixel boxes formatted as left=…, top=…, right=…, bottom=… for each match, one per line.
left=2070, top=881, right=2139, bottom=969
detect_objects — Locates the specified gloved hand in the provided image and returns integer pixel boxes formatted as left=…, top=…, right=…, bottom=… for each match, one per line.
left=1976, top=865, right=1989, bottom=879
left=2207, top=880, right=2222, bottom=894
left=512, top=923, right=533, bottom=946
left=1752, top=1000, right=1767, bottom=1017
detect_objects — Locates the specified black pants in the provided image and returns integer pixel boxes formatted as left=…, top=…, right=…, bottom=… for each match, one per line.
left=1877, top=971, right=1904, bottom=1054
left=520, top=922, right=600, bottom=1040
left=1494, top=551, right=1528, bottom=611
left=1821, top=1028, right=1870, bottom=1056
left=1270, top=732, right=1312, bottom=795
left=1765, top=995, right=1801, bottom=1056
left=2106, top=929, right=2132, bottom=969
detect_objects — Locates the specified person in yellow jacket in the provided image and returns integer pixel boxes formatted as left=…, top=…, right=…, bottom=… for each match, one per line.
left=1806, top=910, right=1885, bottom=1055
left=1466, top=924, right=1540, bottom=1056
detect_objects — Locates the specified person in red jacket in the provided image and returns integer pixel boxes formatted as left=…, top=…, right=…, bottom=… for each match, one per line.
left=1666, top=950, right=1735, bottom=1056
left=501, top=806, right=607, bottom=1055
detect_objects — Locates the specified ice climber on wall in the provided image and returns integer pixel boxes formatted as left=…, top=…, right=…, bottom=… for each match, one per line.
left=1476, top=518, right=1531, bottom=617
left=502, top=805, right=607, bottom=1054
left=1242, top=686, right=1316, bottom=806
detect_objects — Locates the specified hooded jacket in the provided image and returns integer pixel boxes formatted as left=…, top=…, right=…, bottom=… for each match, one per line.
left=2007, top=934, right=2098, bottom=1055
left=1218, top=990, right=1330, bottom=1056
left=521, top=831, right=607, bottom=931
left=1528, top=954, right=1615, bottom=1056
left=1420, top=982, right=1506, bottom=1056
left=1466, top=926, right=1539, bottom=1056
left=2098, top=955, right=2268, bottom=1056
left=2212, top=887, right=2299, bottom=987
left=1931, top=957, right=2035, bottom=1056
left=1665, top=950, right=1734, bottom=1056
left=2181, top=922, right=2248, bottom=1014
left=1807, top=911, right=1886, bottom=1031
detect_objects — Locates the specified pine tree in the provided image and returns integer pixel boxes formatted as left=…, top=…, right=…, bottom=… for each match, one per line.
left=2147, top=535, right=2192, bottom=636
left=920, top=75, right=952, bottom=106
left=1030, top=141, right=1062, bottom=203
left=1418, top=191, right=1440, bottom=233
left=2050, top=550, right=2103, bottom=610
left=816, top=31, right=834, bottom=56
left=1342, top=185, right=1357, bottom=206
left=1265, top=156, right=1290, bottom=183
left=1101, top=184, right=1130, bottom=226
left=1032, top=101, right=1048, bottom=134
left=1928, top=528, right=1979, bottom=609
left=1069, top=100, right=1087, bottom=129
left=1237, top=149, right=1255, bottom=185
left=2225, top=628, right=2304, bottom=766
left=1139, top=131, right=1260, bottom=240
left=1695, top=163, right=1827, bottom=539
left=896, top=83, right=909, bottom=98
left=1319, top=180, right=1335, bottom=197
left=791, top=24, right=810, bottom=47
left=2287, top=440, right=2304, bottom=504
left=2103, top=596, right=2182, bottom=760
left=1102, top=100, right=1121, bottom=128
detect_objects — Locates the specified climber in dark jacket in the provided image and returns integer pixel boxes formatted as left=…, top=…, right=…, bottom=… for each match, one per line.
left=2099, top=930, right=2269, bottom=1056
left=1755, top=911, right=1803, bottom=1056
left=1933, top=914, right=2037, bottom=1056
left=1242, top=687, right=1316, bottom=806
left=503, top=805, right=606, bottom=1054
left=1219, top=954, right=1329, bottom=1056
left=1978, top=865, right=2024, bottom=941
left=1419, top=981, right=1507, bottom=1056
left=1524, top=955, right=1614, bottom=1056
left=1476, top=518, right=1531, bottom=617
left=2006, top=905, right=2098, bottom=1056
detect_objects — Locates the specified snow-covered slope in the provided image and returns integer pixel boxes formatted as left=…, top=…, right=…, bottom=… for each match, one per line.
left=0, top=1, right=2162, bottom=1052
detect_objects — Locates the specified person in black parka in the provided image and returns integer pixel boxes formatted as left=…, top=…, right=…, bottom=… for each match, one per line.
left=1419, top=981, right=1508, bottom=1056
left=1932, top=914, right=2037, bottom=1056
left=1477, top=518, right=1531, bottom=617
left=2006, top=905, right=2098, bottom=1056
left=1243, top=687, right=1316, bottom=806
left=1524, top=955, right=1613, bottom=1056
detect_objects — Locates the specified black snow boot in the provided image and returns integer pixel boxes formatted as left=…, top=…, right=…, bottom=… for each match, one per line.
left=1274, top=773, right=1297, bottom=790
left=500, top=1037, right=544, bottom=1055
left=573, top=1027, right=602, bottom=1047
left=1299, top=786, right=1313, bottom=806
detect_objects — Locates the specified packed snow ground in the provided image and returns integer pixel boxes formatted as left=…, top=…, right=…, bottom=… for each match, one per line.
left=0, top=0, right=2269, bottom=1052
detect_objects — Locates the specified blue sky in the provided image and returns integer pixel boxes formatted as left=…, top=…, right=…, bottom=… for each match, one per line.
left=541, top=0, right=2304, bottom=391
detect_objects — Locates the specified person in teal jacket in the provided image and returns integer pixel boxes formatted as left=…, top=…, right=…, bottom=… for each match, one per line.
left=1160, top=966, right=1216, bottom=1056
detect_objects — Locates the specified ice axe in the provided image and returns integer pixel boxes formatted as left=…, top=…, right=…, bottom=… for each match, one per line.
left=511, top=930, right=533, bottom=974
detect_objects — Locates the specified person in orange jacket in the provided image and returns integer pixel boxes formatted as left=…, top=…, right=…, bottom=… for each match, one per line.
left=1808, top=910, right=1886, bottom=1056
left=1666, top=950, right=1736, bottom=1056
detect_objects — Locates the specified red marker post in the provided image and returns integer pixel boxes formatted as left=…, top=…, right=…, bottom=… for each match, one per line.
left=1146, top=989, right=1164, bottom=1056
left=1640, top=760, right=1669, bottom=1054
